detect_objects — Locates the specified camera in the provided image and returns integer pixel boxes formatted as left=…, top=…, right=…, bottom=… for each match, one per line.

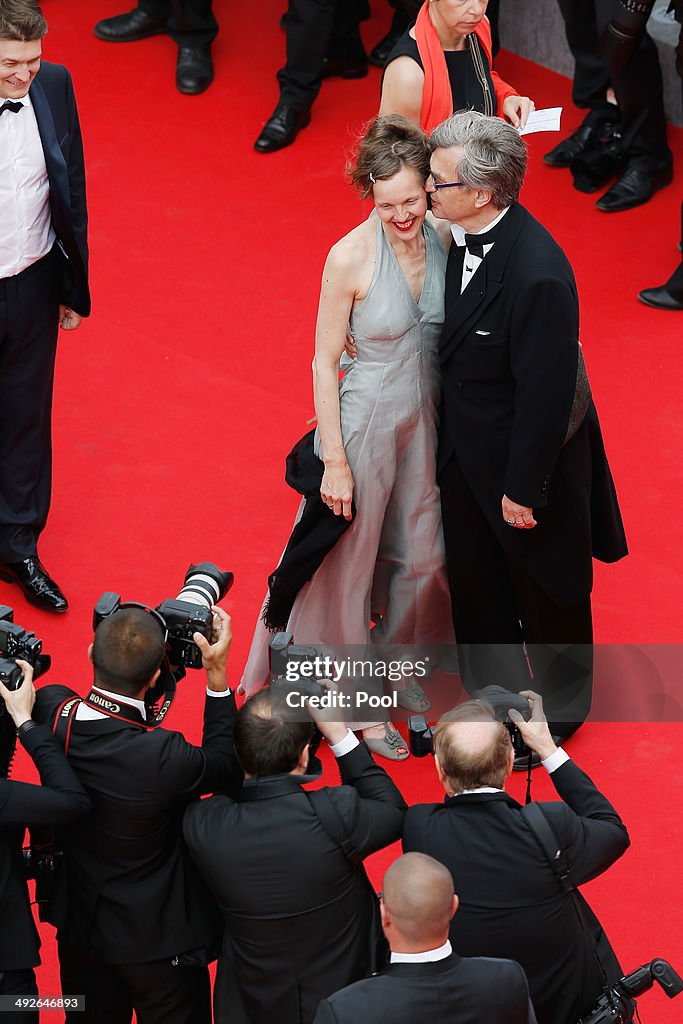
left=579, top=958, right=682, bottom=1023
left=93, top=562, right=233, bottom=672
left=408, top=686, right=531, bottom=758
left=268, top=632, right=327, bottom=780
left=0, top=604, right=51, bottom=689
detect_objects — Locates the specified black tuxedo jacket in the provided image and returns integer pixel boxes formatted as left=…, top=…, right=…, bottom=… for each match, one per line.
left=403, top=760, right=630, bottom=1024
left=438, top=203, right=627, bottom=606
left=313, top=952, right=537, bottom=1024
left=29, top=61, right=90, bottom=316
left=183, top=742, right=407, bottom=1024
left=0, top=725, right=90, bottom=971
left=33, top=685, right=242, bottom=964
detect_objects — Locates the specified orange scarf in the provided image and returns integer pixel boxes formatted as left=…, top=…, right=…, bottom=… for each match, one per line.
left=415, top=1, right=518, bottom=133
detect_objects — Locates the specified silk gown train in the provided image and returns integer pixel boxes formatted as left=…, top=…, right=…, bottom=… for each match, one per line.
left=241, top=215, right=455, bottom=706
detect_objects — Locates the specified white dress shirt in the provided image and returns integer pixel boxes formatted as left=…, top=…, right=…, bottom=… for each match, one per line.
left=391, top=939, right=453, bottom=964
left=0, top=92, right=55, bottom=279
left=453, top=747, right=571, bottom=794
left=76, top=684, right=231, bottom=721
left=450, top=206, right=510, bottom=294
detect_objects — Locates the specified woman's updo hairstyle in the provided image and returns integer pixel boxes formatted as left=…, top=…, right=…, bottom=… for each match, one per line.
left=348, top=115, right=430, bottom=199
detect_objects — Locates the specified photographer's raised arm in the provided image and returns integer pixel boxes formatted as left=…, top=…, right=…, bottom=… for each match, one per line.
left=0, top=666, right=90, bottom=826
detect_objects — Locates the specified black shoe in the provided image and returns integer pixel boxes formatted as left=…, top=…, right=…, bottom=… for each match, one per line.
left=544, top=122, right=599, bottom=168
left=94, top=8, right=166, bottom=42
left=254, top=103, right=311, bottom=154
left=0, top=556, right=68, bottom=613
left=638, top=266, right=683, bottom=310
left=596, top=162, right=673, bottom=213
left=320, top=55, right=368, bottom=80
left=176, top=46, right=214, bottom=95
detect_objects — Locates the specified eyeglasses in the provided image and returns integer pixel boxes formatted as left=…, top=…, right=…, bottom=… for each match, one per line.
left=428, top=174, right=466, bottom=191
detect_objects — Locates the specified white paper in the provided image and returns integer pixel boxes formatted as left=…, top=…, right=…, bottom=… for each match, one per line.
left=518, top=107, right=563, bottom=136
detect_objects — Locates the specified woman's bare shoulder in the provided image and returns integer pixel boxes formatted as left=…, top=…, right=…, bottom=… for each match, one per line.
left=325, top=218, right=375, bottom=276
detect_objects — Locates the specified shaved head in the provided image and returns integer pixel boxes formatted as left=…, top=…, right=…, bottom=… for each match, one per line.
left=434, top=701, right=513, bottom=793
left=382, top=853, right=456, bottom=947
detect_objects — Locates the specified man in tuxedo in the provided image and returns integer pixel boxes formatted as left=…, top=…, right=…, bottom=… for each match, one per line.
left=0, top=1, right=90, bottom=613
left=429, top=111, right=627, bottom=739
left=33, top=604, right=242, bottom=1024
left=94, top=2, right=217, bottom=95
left=403, top=693, right=630, bottom=1024
left=0, top=665, right=90, bottom=1024
left=313, top=852, right=537, bottom=1024
left=255, top=0, right=368, bottom=153
left=183, top=688, right=407, bottom=1024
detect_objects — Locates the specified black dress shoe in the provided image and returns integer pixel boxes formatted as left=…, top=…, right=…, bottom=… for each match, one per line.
left=254, top=103, right=311, bottom=154
left=320, top=55, right=368, bottom=80
left=176, top=46, right=214, bottom=95
left=596, top=162, right=673, bottom=213
left=638, top=265, right=683, bottom=311
left=0, top=556, right=68, bottom=613
left=94, top=8, right=166, bottom=42
left=544, top=122, right=598, bottom=168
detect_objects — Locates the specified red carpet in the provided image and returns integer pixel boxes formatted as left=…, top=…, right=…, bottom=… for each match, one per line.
left=4, top=2, right=682, bottom=1019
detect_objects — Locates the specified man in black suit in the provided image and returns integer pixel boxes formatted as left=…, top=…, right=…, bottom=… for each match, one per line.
left=183, top=687, right=407, bottom=1024
left=313, top=852, right=537, bottom=1024
left=94, top=2, right=217, bottom=95
left=0, top=664, right=90, bottom=1024
left=0, top=1, right=90, bottom=614
left=33, top=604, right=241, bottom=1024
left=544, top=0, right=672, bottom=212
left=255, top=0, right=368, bottom=153
left=428, top=111, right=627, bottom=738
left=403, top=693, right=630, bottom=1024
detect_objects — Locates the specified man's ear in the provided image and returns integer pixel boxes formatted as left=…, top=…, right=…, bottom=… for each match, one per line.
left=380, top=900, right=389, bottom=930
left=474, top=188, right=493, bottom=210
left=297, top=743, right=310, bottom=774
left=451, top=893, right=459, bottom=921
left=147, top=667, right=161, bottom=692
left=87, top=642, right=94, bottom=666
left=506, top=746, right=515, bottom=777
left=435, top=754, right=447, bottom=787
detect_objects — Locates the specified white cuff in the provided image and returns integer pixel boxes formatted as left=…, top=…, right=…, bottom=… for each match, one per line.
left=542, top=747, right=570, bottom=773
left=329, top=730, right=360, bottom=758
left=206, top=687, right=232, bottom=697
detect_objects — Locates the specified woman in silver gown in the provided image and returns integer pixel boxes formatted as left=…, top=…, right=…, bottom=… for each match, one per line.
left=241, top=115, right=454, bottom=759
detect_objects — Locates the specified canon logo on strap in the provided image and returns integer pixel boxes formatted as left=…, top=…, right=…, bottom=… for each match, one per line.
left=88, top=692, right=121, bottom=714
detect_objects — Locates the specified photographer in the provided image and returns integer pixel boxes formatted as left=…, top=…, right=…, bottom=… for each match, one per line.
left=32, top=604, right=242, bottom=1024
left=403, top=692, right=630, bottom=1024
left=0, top=665, right=90, bottom=1024
left=183, top=687, right=407, bottom=1024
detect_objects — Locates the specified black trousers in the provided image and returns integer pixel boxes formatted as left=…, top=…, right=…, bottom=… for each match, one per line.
left=439, top=452, right=593, bottom=737
left=58, top=946, right=211, bottom=1024
left=138, top=0, right=218, bottom=47
left=0, top=968, right=38, bottom=1024
left=278, top=0, right=366, bottom=110
left=556, top=0, right=671, bottom=168
left=0, top=249, right=60, bottom=563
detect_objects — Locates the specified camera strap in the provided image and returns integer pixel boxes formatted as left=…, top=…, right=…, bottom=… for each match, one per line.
left=52, top=688, right=176, bottom=751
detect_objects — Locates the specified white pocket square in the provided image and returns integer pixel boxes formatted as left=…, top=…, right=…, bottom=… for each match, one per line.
left=475, top=329, right=491, bottom=336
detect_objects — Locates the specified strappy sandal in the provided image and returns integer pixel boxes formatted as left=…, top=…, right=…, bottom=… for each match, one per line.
left=363, top=723, right=410, bottom=761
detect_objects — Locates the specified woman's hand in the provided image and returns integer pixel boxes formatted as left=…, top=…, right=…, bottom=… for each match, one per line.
left=321, top=460, right=354, bottom=520
left=502, top=94, right=535, bottom=129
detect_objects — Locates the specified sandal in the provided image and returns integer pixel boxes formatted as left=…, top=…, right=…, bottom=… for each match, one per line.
left=363, top=723, right=410, bottom=761
left=394, top=680, right=431, bottom=713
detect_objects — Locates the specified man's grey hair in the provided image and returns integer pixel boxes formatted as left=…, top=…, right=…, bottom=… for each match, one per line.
left=430, top=110, right=528, bottom=209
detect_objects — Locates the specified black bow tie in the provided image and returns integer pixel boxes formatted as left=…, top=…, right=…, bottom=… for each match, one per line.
left=0, top=100, right=23, bottom=116
left=464, top=222, right=503, bottom=260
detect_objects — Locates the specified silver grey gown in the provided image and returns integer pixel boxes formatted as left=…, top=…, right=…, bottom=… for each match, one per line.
left=241, top=214, right=454, bottom=696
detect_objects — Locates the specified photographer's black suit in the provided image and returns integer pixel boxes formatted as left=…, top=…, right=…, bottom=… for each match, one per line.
left=438, top=202, right=627, bottom=725
left=0, top=724, right=89, bottom=1024
left=33, top=685, right=242, bottom=1024
left=0, top=62, right=90, bottom=563
left=183, top=741, right=407, bottom=1024
left=403, top=758, right=630, bottom=1024
left=313, top=952, right=537, bottom=1024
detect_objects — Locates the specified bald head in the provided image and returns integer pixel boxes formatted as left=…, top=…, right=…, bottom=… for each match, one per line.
left=434, top=701, right=513, bottom=794
left=382, top=854, right=456, bottom=950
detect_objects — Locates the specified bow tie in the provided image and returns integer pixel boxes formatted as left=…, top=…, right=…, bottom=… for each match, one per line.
left=0, top=100, right=23, bottom=116
left=464, top=222, right=503, bottom=260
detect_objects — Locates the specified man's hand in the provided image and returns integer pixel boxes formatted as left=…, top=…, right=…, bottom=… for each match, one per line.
left=344, top=332, right=357, bottom=359
left=508, top=690, right=558, bottom=761
left=0, top=660, right=36, bottom=729
left=194, top=606, right=232, bottom=692
left=503, top=94, right=535, bottom=129
left=304, top=684, right=349, bottom=747
left=502, top=494, right=537, bottom=529
left=59, top=305, right=83, bottom=331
